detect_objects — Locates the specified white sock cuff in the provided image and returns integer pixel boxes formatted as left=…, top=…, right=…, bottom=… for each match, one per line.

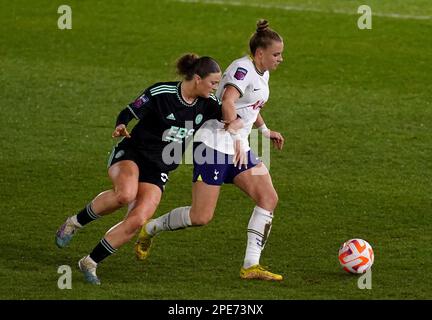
left=172, top=206, right=192, bottom=229
left=148, top=206, right=192, bottom=235
left=253, top=206, right=273, bottom=218
left=183, top=206, right=192, bottom=226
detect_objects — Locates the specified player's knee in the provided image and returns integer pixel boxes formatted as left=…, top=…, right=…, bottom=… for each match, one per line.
left=258, top=190, right=278, bottom=212
left=271, top=190, right=279, bottom=209
left=115, top=189, right=137, bottom=206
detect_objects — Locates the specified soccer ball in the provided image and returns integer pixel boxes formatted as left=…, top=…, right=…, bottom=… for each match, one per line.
left=338, top=239, right=374, bottom=274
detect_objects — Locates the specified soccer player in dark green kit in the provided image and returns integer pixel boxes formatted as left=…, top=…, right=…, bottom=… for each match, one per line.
left=55, top=54, right=229, bottom=284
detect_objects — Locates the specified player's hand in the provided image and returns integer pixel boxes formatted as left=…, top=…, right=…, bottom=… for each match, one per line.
left=268, top=130, right=284, bottom=150
left=233, top=139, right=248, bottom=169
left=112, top=124, right=131, bottom=138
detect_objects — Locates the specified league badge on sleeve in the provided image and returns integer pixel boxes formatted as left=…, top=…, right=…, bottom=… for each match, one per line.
left=133, top=94, right=150, bottom=108
left=234, top=67, right=248, bottom=80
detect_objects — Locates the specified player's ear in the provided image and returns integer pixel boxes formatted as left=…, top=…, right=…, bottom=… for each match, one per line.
left=255, top=47, right=264, bottom=59
left=193, top=74, right=202, bottom=85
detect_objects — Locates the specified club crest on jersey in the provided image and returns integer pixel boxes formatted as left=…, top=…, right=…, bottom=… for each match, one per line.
left=133, top=94, right=149, bottom=108
left=234, top=67, right=248, bottom=80
left=195, top=114, right=203, bottom=125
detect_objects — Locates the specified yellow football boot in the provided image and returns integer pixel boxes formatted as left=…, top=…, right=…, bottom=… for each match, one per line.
left=134, top=222, right=153, bottom=261
left=240, top=264, right=283, bottom=281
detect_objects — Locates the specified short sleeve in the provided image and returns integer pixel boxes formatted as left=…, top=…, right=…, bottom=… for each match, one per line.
left=222, top=62, right=252, bottom=97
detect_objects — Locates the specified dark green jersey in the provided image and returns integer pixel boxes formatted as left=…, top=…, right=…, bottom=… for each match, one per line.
left=116, top=81, right=222, bottom=172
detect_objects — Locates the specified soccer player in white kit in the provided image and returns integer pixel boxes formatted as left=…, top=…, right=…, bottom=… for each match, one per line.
left=135, top=20, right=285, bottom=281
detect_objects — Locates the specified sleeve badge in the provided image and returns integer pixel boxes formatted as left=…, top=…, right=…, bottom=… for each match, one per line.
left=133, top=94, right=149, bottom=108
left=233, top=67, right=248, bottom=80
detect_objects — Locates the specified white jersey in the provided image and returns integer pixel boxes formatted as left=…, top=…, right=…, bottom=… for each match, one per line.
left=194, top=56, right=270, bottom=154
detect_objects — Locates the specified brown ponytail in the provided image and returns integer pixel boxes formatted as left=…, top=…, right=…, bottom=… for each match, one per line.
left=176, top=53, right=221, bottom=80
left=249, top=19, right=283, bottom=55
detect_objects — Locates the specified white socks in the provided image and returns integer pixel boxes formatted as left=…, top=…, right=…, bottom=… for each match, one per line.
left=144, top=205, right=274, bottom=270
left=146, top=206, right=192, bottom=236
left=243, top=206, right=273, bottom=269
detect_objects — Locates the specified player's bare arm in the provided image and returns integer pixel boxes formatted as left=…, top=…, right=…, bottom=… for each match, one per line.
left=222, top=85, right=247, bottom=168
left=254, top=113, right=284, bottom=150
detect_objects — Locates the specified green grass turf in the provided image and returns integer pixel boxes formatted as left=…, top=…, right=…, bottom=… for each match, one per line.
left=0, top=0, right=431, bottom=299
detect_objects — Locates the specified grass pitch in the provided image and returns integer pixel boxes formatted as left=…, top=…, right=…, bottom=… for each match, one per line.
left=0, top=0, right=431, bottom=300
